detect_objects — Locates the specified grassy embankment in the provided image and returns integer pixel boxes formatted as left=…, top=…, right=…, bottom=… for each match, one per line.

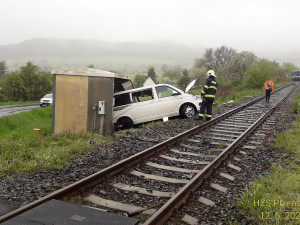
left=238, top=91, right=300, bottom=225
left=0, top=107, right=119, bottom=174
left=191, top=85, right=263, bottom=106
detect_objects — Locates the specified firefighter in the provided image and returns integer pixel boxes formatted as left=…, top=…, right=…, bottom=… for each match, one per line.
left=197, top=70, right=217, bottom=121
left=264, top=77, right=274, bottom=103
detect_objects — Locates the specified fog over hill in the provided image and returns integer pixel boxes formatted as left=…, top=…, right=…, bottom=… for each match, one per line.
left=1, top=39, right=299, bottom=74
left=0, top=39, right=204, bottom=74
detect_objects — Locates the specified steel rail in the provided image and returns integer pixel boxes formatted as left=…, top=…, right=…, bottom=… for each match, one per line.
left=0, top=83, right=294, bottom=224
left=143, top=84, right=297, bottom=225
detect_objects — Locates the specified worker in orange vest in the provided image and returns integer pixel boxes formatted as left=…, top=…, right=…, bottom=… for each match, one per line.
left=264, top=77, right=274, bottom=103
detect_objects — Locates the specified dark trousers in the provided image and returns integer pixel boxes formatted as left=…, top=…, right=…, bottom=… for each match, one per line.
left=199, top=98, right=214, bottom=120
left=266, top=90, right=271, bottom=102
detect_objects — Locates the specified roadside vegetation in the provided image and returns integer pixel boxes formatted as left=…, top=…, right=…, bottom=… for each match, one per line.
left=238, top=92, right=300, bottom=225
left=0, top=106, right=164, bottom=174
left=191, top=80, right=288, bottom=107
left=0, top=62, right=52, bottom=103
left=191, top=86, right=264, bottom=105
left=0, top=107, right=112, bottom=174
left=132, top=46, right=297, bottom=98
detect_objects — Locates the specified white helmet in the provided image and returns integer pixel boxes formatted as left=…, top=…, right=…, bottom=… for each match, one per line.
left=206, top=70, right=216, bottom=78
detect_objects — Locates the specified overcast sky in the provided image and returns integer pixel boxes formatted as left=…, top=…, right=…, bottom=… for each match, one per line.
left=1, top=0, right=300, bottom=62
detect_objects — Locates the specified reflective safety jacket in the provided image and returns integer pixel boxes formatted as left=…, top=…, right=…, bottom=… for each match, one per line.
left=264, top=80, right=274, bottom=91
left=201, top=76, right=217, bottom=100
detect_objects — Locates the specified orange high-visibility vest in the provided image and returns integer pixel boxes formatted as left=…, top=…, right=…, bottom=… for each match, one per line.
left=264, top=80, right=274, bottom=91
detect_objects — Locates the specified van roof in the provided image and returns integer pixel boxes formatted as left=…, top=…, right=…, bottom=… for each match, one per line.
left=114, top=84, right=182, bottom=96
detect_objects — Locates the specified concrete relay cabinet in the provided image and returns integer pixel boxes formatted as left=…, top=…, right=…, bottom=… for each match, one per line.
left=51, top=67, right=133, bottom=136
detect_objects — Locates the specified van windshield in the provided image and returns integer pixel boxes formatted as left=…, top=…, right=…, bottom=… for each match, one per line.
left=155, top=86, right=180, bottom=98
left=44, top=94, right=53, bottom=98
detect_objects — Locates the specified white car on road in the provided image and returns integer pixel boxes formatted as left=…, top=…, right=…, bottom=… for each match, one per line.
left=40, top=93, right=53, bottom=107
left=113, top=80, right=201, bottom=128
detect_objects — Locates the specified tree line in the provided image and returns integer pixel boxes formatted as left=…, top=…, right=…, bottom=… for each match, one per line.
left=133, top=45, right=298, bottom=90
left=0, top=61, right=52, bottom=102
left=1, top=45, right=298, bottom=103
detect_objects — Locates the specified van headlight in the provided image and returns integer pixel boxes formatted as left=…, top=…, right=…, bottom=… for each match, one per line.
left=193, top=95, right=201, bottom=100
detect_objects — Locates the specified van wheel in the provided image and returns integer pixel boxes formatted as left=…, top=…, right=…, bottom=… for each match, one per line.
left=117, top=117, right=133, bottom=129
left=180, top=104, right=196, bottom=118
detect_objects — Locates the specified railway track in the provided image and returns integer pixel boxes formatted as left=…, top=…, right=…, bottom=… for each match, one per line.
left=0, top=83, right=297, bottom=225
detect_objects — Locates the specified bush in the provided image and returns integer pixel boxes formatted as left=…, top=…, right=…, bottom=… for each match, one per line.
left=133, top=74, right=147, bottom=88
left=0, top=62, right=52, bottom=102
left=243, top=59, right=278, bottom=89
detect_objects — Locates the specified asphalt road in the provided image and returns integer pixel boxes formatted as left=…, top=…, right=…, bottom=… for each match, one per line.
left=0, top=104, right=40, bottom=118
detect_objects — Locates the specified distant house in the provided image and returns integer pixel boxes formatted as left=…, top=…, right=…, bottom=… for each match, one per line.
left=143, top=77, right=156, bottom=87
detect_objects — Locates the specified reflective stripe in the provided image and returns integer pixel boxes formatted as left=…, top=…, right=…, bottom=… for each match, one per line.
left=206, top=115, right=212, bottom=118
left=211, top=81, right=216, bottom=84
left=205, top=94, right=215, bottom=98
left=198, top=113, right=204, bottom=117
left=208, top=86, right=217, bottom=90
left=201, top=90, right=205, bottom=94
left=204, top=85, right=208, bottom=88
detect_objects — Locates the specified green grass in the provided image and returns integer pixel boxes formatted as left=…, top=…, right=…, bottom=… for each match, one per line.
left=216, top=88, right=263, bottom=105
left=291, top=93, right=300, bottom=113
left=0, top=107, right=165, bottom=175
left=0, top=107, right=53, bottom=136
left=0, top=101, right=38, bottom=106
left=0, top=107, right=114, bottom=174
left=191, top=87, right=263, bottom=105
left=238, top=92, right=300, bottom=225
left=189, top=89, right=202, bottom=95
left=238, top=167, right=300, bottom=224
left=219, top=141, right=227, bottom=148
left=191, top=81, right=289, bottom=106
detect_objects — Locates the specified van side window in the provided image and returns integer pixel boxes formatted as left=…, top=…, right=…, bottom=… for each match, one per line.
left=155, top=86, right=180, bottom=98
left=114, top=93, right=131, bottom=107
left=132, top=88, right=153, bottom=102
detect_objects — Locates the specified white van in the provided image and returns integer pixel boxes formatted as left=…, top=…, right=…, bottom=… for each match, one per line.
left=113, top=81, right=201, bottom=128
